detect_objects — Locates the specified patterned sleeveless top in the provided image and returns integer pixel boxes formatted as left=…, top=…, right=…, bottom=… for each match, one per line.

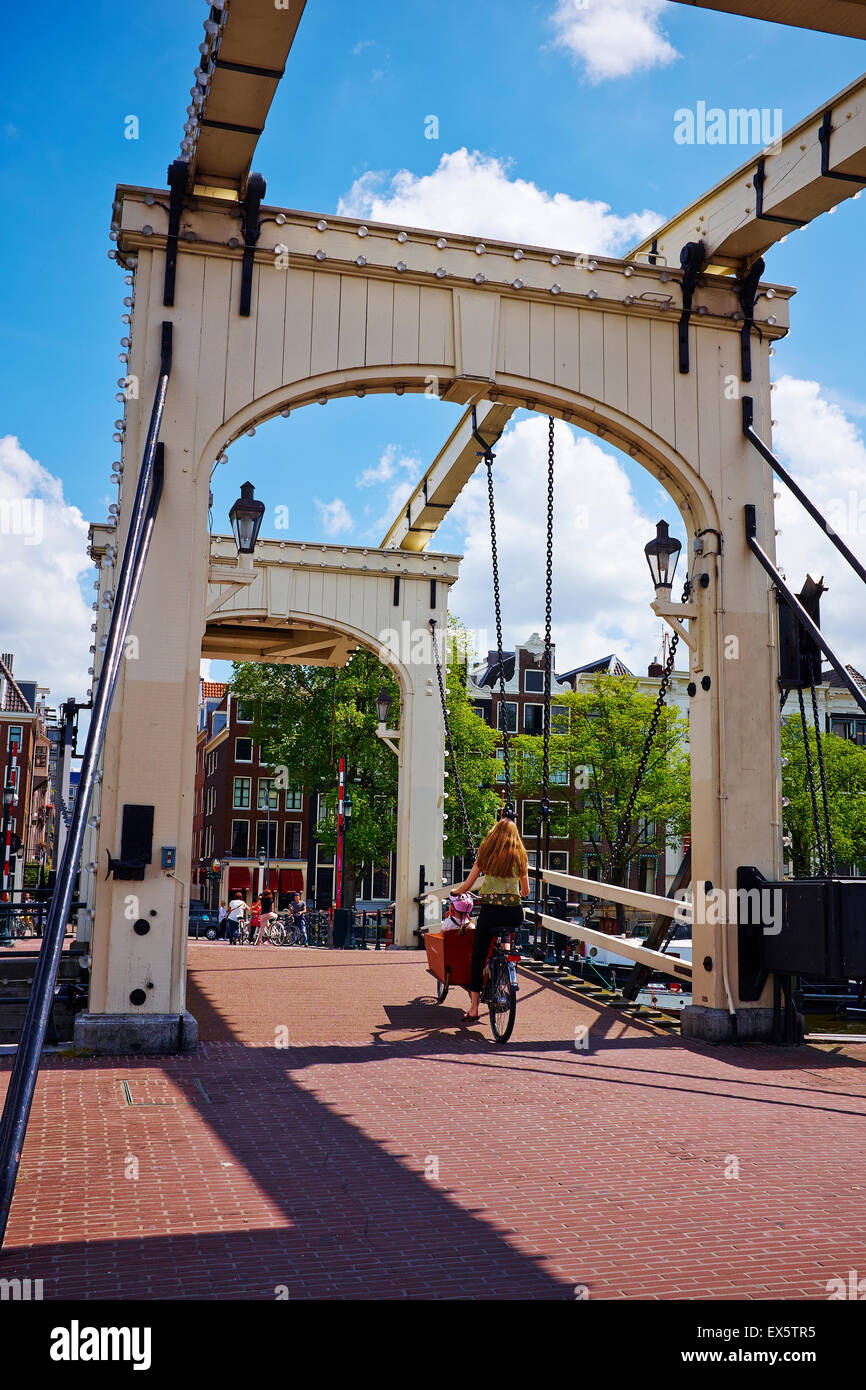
left=477, top=873, right=522, bottom=907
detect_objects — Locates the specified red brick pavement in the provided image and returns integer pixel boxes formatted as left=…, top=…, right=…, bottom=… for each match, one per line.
left=1, top=942, right=865, bottom=1300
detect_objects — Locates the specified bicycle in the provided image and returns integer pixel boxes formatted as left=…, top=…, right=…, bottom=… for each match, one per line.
left=265, top=916, right=289, bottom=946
left=428, top=896, right=520, bottom=1045
left=479, top=931, right=520, bottom=1044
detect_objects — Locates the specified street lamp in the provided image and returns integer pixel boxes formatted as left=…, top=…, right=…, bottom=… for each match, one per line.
left=257, top=845, right=266, bottom=900
left=645, top=520, right=699, bottom=664
left=376, top=686, right=392, bottom=726
left=644, top=520, right=682, bottom=595
left=375, top=685, right=400, bottom=758
left=229, top=482, right=265, bottom=556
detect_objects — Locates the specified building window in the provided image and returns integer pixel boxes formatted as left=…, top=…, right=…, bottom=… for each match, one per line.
left=256, top=821, right=278, bottom=857
left=235, top=737, right=253, bottom=763
left=638, top=856, right=656, bottom=895
left=236, top=701, right=255, bottom=723
left=497, top=701, right=517, bottom=733
left=231, top=820, right=249, bottom=857
left=524, top=669, right=544, bottom=694
left=495, top=749, right=506, bottom=783
left=550, top=764, right=569, bottom=786
left=257, top=778, right=279, bottom=810
left=285, top=787, right=303, bottom=811
left=830, top=715, right=866, bottom=747
left=524, top=703, right=544, bottom=736
left=548, top=850, right=569, bottom=874
left=233, top=777, right=251, bottom=809
left=211, top=711, right=227, bottom=737
left=551, top=706, right=569, bottom=735
left=35, top=744, right=47, bottom=768
left=7, top=725, right=23, bottom=753
left=284, top=822, right=302, bottom=858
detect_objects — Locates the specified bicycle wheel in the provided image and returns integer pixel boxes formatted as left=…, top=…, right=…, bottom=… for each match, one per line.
left=435, top=970, right=449, bottom=1005
left=487, top=956, right=517, bottom=1045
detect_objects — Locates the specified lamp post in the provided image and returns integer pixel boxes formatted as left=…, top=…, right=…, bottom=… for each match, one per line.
left=375, top=685, right=401, bottom=758
left=257, top=846, right=266, bottom=901
left=229, top=481, right=266, bottom=559
left=645, top=519, right=700, bottom=663
left=644, top=519, right=682, bottom=595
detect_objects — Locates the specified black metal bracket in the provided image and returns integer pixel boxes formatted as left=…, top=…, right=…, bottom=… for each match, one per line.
left=470, top=404, right=497, bottom=462
left=239, top=173, right=266, bottom=317
left=753, top=157, right=807, bottom=229
left=163, top=160, right=189, bottom=308
left=678, top=240, right=706, bottom=375
left=735, top=257, right=764, bottom=382
left=818, top=109, right=866, bottom=186
left=738, top=865, right=866, bottom=1002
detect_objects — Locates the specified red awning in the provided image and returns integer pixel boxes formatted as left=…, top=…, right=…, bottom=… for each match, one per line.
left=279, top=868, right=304, bottom=893
left=228, top=867, right=251, bottom=890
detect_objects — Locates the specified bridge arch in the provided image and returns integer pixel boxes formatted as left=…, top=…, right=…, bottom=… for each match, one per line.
left=87, top=210, right=785, bottom=1045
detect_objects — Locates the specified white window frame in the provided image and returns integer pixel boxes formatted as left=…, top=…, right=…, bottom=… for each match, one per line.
left=231, top=819, right=250, bottom=858
left=497, top=701, right=517, bottom=733
left=523, top=702, right=544, bottom=736
left=233, top=776, right=251, bottom=810
left=235, top=737, right=253, bottom=764
left=524, top=669, right=544, bottom=694
left=257, top=778, right=278, bottom=811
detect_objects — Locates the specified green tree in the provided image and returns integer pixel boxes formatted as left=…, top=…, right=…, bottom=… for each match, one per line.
left=229, top=622, right=500, bottom=903
left=440, top=617, right=500, bottom=860
left=230, top=650, right=400, bottom=905
left=512, top=673, right=690, bottom=922
left=781, top=719, right=866, bottom=876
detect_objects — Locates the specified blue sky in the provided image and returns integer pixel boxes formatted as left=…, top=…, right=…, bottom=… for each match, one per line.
left=2, top=1, right=865, bottom=697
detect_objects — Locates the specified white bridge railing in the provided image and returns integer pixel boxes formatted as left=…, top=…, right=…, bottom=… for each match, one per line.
left=425, top=869, right=693, bottom=983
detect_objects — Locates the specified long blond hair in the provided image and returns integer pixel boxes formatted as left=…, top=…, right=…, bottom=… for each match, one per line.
left=476, top=817, right=528, bottom=879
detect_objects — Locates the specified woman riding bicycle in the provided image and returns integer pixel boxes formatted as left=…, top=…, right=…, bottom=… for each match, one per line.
left=451, top=816, right=529, bottom=1024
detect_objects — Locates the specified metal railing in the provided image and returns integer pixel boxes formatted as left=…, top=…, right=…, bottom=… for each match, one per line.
left=0, top=323, right=173, bottom=1249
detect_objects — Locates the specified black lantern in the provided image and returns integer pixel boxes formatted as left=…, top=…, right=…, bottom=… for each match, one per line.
left=644, top=520, right=682, bottom=593
left=257, top=847, right=266, bottom=867
left=376, top=686, right=393, bottom=725
left=229, top=481, right=265, bottom=555
left=343, top=789, right=354, bottom=825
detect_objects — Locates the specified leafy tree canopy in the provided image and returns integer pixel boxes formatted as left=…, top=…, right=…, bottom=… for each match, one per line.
left=781, top=718, right=866, bottom=877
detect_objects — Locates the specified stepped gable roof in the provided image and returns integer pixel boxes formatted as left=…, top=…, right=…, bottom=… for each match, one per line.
left=0, top=655, right=34, bottom=714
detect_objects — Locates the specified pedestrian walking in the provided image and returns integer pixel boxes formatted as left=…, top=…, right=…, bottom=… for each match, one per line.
left=217, top=900, right=228, bottom=941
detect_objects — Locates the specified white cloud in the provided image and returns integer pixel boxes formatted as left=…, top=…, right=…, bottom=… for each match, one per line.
left=550, top=0, right=679, bottom=83
left=0, top=436, right=92, bottom=700
left=338, top=148, right=661, bottom=254
left=771, top=376, right=866, bottom=677
left=357, top=443, right=420, bottom=489
left=314, top=496, right=353, bottom=536
left=445, top=416, right=672, bottom=674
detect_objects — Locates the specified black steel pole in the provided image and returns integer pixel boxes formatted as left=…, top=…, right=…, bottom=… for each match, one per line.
left=745, top=505, right=866, bottom=718
left=0, top=326, right=171, bottom=1248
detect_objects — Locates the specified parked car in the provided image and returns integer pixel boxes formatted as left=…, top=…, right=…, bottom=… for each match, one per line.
left=188, top=901, right=218, bottom=939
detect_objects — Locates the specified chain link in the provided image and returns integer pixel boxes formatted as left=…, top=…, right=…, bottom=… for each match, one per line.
left=809, top=658, right=836, bottom=875
left=430, top=620, right=477, bottom=862
left=797, top=682, right=825, bottom=876
left=485, top=449, right=514, bottom=817
left=603, top=577, right=692, bottom=884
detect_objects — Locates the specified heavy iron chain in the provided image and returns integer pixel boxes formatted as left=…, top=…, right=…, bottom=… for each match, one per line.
left=809, top=657, right=836, bottom=875
left=603, top=576, right=693, bottom=884
left=485, top=446, right=514, bottom=817
left=533, top=419, right=556, bottom=940
left=429, top=619, right=477, bottom=862
left=796, top=682, right=825, bottom=876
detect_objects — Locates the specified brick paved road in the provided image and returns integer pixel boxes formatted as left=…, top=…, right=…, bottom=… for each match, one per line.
left=1, top=943, right=865, bottom=1299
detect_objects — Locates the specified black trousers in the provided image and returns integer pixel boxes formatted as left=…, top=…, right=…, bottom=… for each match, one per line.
left=470, top=904, right=523, bottom=992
